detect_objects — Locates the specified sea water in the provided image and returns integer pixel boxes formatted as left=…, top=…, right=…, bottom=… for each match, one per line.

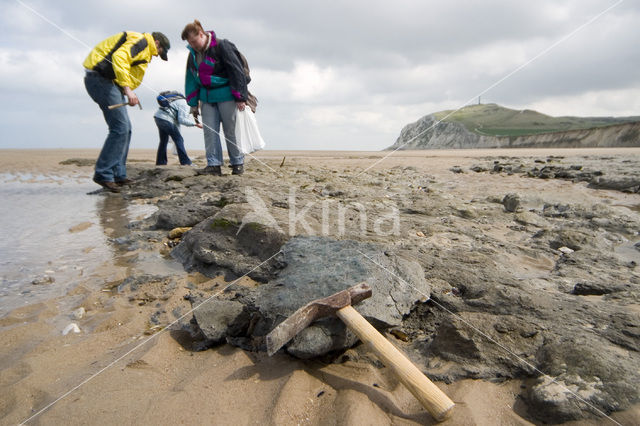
left=0, top=173, right=167, bottom=317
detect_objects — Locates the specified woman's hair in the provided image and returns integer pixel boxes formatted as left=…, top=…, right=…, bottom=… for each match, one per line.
left=181, top=19, right=205, bottom=40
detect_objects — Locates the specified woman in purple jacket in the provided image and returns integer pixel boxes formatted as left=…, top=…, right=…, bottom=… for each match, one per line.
left=181, top=20, right=248, bottom=176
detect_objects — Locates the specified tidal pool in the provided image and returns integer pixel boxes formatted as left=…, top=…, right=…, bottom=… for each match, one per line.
left=0, top=173, right=178, bottom=317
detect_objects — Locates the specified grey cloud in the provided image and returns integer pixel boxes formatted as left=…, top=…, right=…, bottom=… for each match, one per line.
left=2, top=0, right=639, bottom=151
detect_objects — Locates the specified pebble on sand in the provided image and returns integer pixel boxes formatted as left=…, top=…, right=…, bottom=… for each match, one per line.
left=62, top=323, right=81, bottom=335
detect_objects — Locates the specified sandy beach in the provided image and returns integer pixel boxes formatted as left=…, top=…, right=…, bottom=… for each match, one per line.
left=1, top=148, right=639, bottom=425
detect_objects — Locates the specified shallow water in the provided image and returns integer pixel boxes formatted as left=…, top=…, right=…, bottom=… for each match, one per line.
left=0, top=173, right=171, bottom=317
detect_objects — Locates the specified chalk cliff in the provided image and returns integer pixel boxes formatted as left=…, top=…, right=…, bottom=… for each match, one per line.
left=388, top=109, right=640, bottom=150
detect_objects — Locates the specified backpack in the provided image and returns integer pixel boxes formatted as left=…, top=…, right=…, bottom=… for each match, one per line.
left=157, top=90, right=185, bottom=108
left=216, top=40, right=258, bottom=113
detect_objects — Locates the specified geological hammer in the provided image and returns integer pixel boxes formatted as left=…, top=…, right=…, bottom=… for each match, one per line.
left=108, top=99, right=143, bottom=110
left=265, top=282, right=455, bottom=421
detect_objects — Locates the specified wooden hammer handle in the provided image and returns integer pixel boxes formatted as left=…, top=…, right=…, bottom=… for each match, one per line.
left=108, top=101, right=142, bottom=110
left=107, top=102, right=128, bottom=110
left=336, top=305, right=454, bottom=421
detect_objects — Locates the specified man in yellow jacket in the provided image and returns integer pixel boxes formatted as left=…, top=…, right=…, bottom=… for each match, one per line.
left=83, top=31, right=170, bottom=192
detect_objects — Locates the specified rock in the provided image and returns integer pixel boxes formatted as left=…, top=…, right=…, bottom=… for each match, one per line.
left=168, top=227, right=192, bottom=239
left=502, top=193, right=521, bottom=212
left=528, top=375, right=604, bottom=423
left=188, top=236, right=431, bottom=358
left=191, top=298, right=249, bottom=343
left=172, top=204, right=289, bottom=282
left=549, top=229, right=593, bottom=251
left=470, top=156, right=640, bottom=195
left=526, top=334, right=640, bottom=422
left=252, top=236, right=429, bottom=357
left=589, top=177, right=640, bottom=193
left=286, top=320, right=352, bottom=359
left=60, top=158, right=94, bottom=167
left=154, top=203, right=214, bottom=230
left=558, top=246, right=574, bottom=255
left=32, top=275, right=55, bottom=285
left=62, top=323, right=81, bottom=335
left=71, top=307, right=85, bottom=320
left=572, top=281, right=626, bottom=295
left=470, top=164, right=489, bottom=173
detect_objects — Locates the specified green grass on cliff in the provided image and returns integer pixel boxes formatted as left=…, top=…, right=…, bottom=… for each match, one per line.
left=433, top=104, right=640, bottom=137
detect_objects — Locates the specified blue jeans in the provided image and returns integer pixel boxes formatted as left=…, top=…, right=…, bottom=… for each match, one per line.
left=154, top=117, right=192, bottom=165
left=84, top=71, right=132, bottom=182
left=201, top=101, right=244, bottom=166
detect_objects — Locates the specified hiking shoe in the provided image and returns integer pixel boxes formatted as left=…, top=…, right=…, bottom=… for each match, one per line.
left=198, top=165, right=222, bottom=176
left=231, top=164, right=244, bottom=175
left=115, top=178, right=134, bottom=186
left=93, top=178, right=120, bottom=193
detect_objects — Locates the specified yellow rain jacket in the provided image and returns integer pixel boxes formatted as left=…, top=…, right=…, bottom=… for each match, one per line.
left=83, top=32, right=157, bottom=89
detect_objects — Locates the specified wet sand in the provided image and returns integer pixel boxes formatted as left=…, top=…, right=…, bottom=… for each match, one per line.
left=1, top=148, right=639, bottom=425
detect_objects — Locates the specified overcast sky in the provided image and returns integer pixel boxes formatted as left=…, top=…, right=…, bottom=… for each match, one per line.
left=1, top=0, right=639, bottom=151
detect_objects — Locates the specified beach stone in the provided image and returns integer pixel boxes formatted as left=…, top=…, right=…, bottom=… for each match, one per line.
left=62, top=323, right=81, bottom=335
left=589, top=177, right=640, bottom=193
left=502, top=193, right=521, bottom=212
left=59, top=158, right=94, bottom=167
left=549, top=229, right=593, bottom=251
left=527, top=337, right=640, bottom=422
left=32, top=275, right=55, bottom=285
left=154, top=201, right=215, bottom=230
left=285, top=320, right=352, bottom=359
left=558, top=246, right=574, bottom=255
left=71, top=307, right=85, bottom=320
left=191, top=299, right=249, bottom=344
left=168, top=227, right=192, bottom=239
left=572, top=281, right=626, bottom=296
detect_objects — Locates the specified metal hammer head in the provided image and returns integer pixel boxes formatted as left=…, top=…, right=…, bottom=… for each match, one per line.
left=265, top=282, right=372, bottom=356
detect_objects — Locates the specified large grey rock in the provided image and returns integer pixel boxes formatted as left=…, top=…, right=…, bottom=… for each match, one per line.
left=255, top=236, right=428, bottom=327
left=188, top=236, right=430, bottom=358
left=252, top=236, right=430, bottom=357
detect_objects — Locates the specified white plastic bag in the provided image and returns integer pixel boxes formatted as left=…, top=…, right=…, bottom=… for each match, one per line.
left=235, top=107, right=265, bottom=154
left=168, top=141, right=178, bottom=156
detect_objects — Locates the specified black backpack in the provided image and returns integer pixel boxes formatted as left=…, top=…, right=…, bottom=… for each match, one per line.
left=217, top=40, right=258, bottom=112
left=157, top=90, right=185, bottom=108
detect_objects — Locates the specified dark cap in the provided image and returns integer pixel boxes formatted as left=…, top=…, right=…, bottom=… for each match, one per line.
left=152, top=32, right=170, bottom=61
